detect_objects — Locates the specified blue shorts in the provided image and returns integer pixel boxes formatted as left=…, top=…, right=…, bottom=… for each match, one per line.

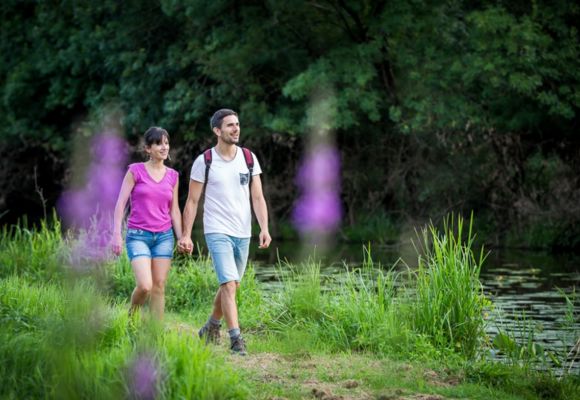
left=125, top=228, right=175, bottom=261
left=205, top=233, right=250, bottom=285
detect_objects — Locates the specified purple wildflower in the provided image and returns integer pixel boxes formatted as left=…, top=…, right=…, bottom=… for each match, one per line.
left=292, top=143, right=342, bottom=236
left=129, top=353, right=160, bottom=400
left=57, top=133, right=128, bottom=263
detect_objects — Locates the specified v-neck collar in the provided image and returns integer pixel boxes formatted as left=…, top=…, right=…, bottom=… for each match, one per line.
left=143, top=162, right=167, bottom=184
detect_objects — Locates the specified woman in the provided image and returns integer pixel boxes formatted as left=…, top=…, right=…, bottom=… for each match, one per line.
left=112, top=127, right=182, bottom=320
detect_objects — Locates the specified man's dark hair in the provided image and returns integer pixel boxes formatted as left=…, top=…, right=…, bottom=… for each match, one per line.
left=210, top=109, right=238, bottom=130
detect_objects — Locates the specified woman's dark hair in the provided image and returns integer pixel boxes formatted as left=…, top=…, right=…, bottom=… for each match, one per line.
left=144, top=127, right=169, bottom=146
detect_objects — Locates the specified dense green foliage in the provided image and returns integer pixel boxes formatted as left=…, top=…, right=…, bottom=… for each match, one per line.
left=1, top=1, right=579, bottom=248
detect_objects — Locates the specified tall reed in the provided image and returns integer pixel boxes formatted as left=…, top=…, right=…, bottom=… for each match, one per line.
left=316, top=247, right=407, bottom=353
left=279, top=259, right=324, bottom=322
left=411, top=214, right=488, bottom=358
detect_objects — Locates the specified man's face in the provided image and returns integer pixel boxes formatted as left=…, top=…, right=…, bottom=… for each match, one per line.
left=215, top=115, right=240, bottom=145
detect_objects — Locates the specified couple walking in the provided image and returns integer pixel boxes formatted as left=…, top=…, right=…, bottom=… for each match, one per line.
left=112, top=109, right=271, bottom=355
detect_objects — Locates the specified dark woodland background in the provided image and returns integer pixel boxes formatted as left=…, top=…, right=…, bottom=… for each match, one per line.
left=1, top=1, right=579, bottom=250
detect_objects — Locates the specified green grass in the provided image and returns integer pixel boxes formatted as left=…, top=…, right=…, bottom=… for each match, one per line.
left=261, top=221, right=488, bottom=360
left=0, top=214, right=578, bottom=399
left=0, top=213, right=66, bottom=281
left=411, top=213, right=489, bottom=358
left=0, top=276, right=247, bottom=399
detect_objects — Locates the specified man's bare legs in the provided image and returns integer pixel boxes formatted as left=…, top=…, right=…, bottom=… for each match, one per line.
left=210, top=281, right=240, bottom=327
left=217, top=281, right=246, bottom=354
left=200, top=281, right=245, bottom=353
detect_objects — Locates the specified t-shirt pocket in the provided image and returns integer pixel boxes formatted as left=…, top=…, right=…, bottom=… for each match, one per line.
left=239, top=172, right=249, bottom=185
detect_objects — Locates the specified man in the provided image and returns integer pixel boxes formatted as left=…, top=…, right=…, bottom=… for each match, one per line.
left=179, top=108, right=271, bottom=355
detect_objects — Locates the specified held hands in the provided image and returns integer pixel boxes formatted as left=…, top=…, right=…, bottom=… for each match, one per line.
left=178, top=236, right=194, bottom=254
left=258, top=230, right=272, bottom=249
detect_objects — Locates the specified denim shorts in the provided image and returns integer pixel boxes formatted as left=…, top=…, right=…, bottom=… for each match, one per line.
left=205, top=233, right=250, bottom=284
left=125, top=228, right=175, bottom=261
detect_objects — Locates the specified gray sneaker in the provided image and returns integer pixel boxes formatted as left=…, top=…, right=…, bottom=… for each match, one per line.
left=230, top=335, right=247, bottom=356
left=198, top=323, right=221, bottom=345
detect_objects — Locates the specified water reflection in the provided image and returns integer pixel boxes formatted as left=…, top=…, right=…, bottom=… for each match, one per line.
left=480, top=250, right=579, bottom=372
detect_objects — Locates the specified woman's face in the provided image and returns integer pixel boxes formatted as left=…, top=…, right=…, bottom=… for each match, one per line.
left=146, top=135, right=169, bottom=161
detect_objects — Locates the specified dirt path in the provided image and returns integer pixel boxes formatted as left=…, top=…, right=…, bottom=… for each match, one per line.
left=170, top=322, right=456, bottom=400
left=234, top=352, right=454, bottom=400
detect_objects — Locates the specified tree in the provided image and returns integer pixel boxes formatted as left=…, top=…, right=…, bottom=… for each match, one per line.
left=1, top=1, right=579, bottom=248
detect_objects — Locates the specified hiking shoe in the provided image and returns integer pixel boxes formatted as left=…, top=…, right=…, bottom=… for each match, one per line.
left=230, top=335, right=247, bottom=356
left=198, top=323, right=221, bottom=345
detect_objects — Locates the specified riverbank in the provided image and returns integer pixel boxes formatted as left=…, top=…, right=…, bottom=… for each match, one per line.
left=1, top=217, right=578, bottom=399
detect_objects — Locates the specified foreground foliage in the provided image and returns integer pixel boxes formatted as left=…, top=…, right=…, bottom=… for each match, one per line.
left=0, top=276, right=247, bottom=399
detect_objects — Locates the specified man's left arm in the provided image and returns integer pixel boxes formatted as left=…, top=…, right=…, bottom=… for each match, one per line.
left=250, top=175, right=271, bottom=249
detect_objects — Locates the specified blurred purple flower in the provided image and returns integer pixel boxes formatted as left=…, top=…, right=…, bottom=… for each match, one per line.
left=91, top=132, right=128, bottom=163
left=58, top=191, right=93, bottom=228
left=86, top=160, right=126, bottom=213
left=57, top=133, right=128, bottom=262
left=129, top=353, right=160, bottom=400
left=295, top=145, right=341, bottom=188
left=292, top=143, right=342, bottom=235
left=293, top=192, right=342, bottom=231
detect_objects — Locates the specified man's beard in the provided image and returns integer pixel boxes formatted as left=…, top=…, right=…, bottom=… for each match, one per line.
left=222, top=135, right=238, bottom=145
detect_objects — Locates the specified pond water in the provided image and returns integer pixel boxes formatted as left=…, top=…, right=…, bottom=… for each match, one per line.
left=248, top=240, right=580, bottom=373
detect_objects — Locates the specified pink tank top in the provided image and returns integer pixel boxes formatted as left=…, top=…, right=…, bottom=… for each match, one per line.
left=127, top=163, right=179, bottom=232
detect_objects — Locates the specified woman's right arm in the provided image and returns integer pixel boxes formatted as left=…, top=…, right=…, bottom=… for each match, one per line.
left=112, top=170, right=135, bottom=256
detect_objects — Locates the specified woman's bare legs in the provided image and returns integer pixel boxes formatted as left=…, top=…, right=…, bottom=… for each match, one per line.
left=150, top=258, right=171, bottom=320
left=129, top=257, right=153, bottom=316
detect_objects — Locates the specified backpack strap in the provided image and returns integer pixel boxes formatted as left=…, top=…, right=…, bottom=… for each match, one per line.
left=241, top=147, right=255, bottom=213
left=202, top=148, right=212, bottom=196
left=241, top=147, right=254, bottom=188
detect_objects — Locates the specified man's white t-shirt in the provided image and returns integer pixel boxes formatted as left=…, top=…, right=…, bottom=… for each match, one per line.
left=190, top=147, right=262, bottom=238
